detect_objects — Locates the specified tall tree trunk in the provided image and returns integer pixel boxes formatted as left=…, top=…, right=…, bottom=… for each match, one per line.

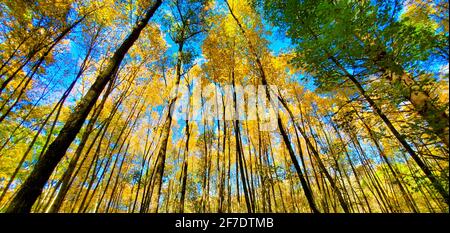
left=231, top=64, right=253, bottom=213
left=149, top=37, right=184, bottom=213
left=377, top=62, right=449, bottom=148
left=179, top=83, right=191, bottom=213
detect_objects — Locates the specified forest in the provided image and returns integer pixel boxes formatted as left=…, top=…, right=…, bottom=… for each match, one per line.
left=0, top=0, right=448, bottom=213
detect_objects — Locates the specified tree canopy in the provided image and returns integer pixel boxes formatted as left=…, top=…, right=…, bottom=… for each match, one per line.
left=0, top=0, right=448, bottom=213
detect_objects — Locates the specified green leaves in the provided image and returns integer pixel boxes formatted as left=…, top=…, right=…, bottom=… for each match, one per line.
left=260, top=0, right=447, bottom=87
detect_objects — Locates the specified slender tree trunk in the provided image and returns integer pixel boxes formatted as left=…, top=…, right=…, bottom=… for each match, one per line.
left=149, top=37, right=185, bottom=213
left=179, top=83, right=192, bottom=213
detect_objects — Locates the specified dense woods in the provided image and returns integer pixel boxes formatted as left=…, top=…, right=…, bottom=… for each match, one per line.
left=0, top=0, right=448, bottom=213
